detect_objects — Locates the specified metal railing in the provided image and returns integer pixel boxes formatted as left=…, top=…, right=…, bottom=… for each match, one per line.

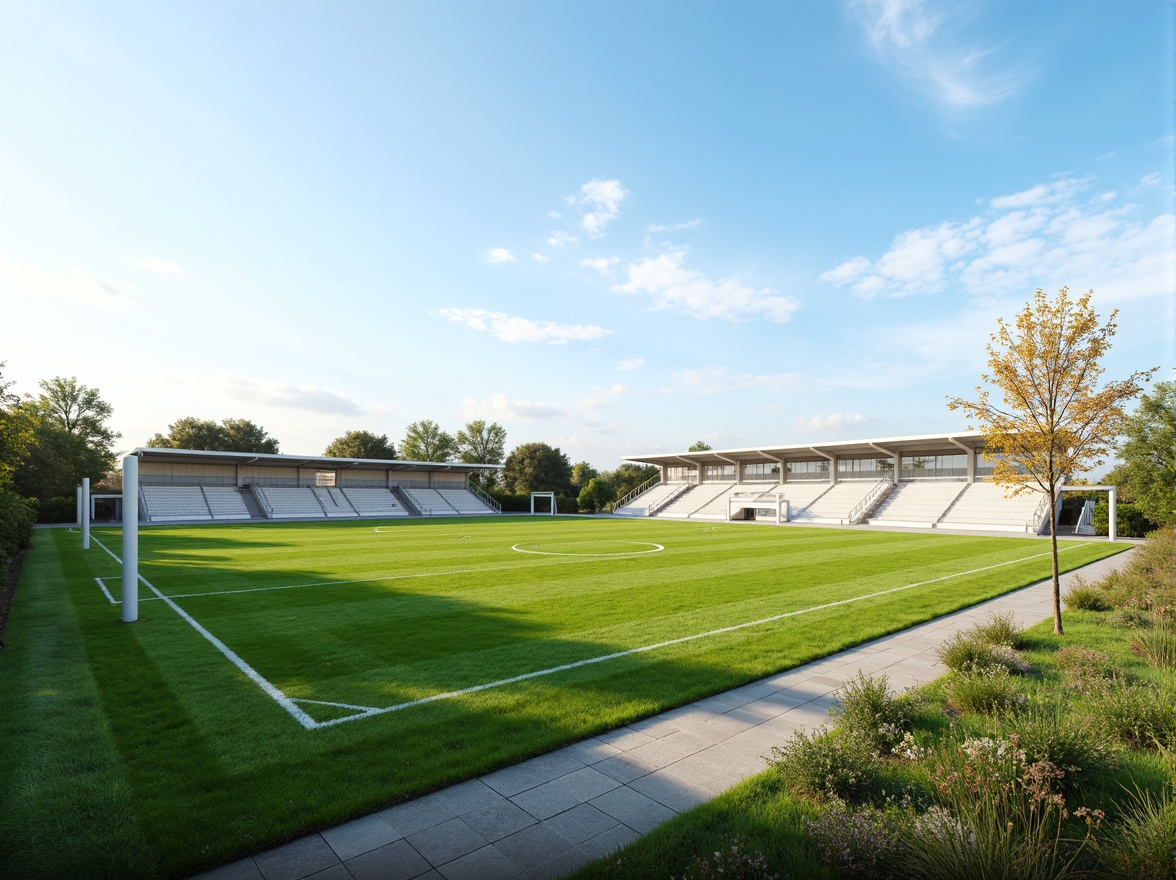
left=249, top=485, right=275, bottom=518
left=848, top=480, right=892, bottom=524
left=646, top=482, right=694, bottom=516
left=468, top=483, right=502, bottom=513
left=616, top=475, right=661, bottom=510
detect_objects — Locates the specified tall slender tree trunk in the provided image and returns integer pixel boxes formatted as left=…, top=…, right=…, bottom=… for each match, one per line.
left=1049, top=481, right=1063, bottom=635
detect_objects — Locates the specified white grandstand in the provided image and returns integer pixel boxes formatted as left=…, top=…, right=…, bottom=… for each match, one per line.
left=618, top=431, right=1055, bottom=535
left=130, top=448, right=502, bottom=524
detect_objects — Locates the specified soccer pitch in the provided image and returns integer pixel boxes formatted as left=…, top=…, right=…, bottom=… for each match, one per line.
left=4, top=517, right=1125, bottom=876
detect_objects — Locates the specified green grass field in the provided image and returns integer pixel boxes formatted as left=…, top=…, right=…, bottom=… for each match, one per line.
left=0, top=515, right=1126, bottom=878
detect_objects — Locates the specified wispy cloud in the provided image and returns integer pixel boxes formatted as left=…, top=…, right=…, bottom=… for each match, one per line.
left=614, top=249, right=800, bottom=322
left=0, top=253, right=135, bottom=310
left=616, top=357, right=646, bottom=371
left=438, top=307, right=612, bottom=345
left=647, top=218, right=703, bottom=233
left=463, top=392, right=566, bottom=420
left=548, top=231, right=578, bottom=248
left=663, top=365, right=807, bottom=396
left=581, top=256, right=620, bottom=275
left=532, top=253, right=548, bottom=262
left=130, top=255, right=181, bottom=274
left=820, top=173, right=1175, bottom=305
left=483, top=247, right=517, bottom=264
left=797, top=412, right=870, bottom=432
left=222, top=376, right=365, bottom=416
left=574, top=179, right=628, bottom=239
left=848, top=0, right=1032, bottom=110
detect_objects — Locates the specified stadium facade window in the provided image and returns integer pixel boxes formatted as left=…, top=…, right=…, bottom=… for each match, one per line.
left=666, top=466, right=698, bottom=482
left=900, top=453, right=967, bottom=480
left=741, top=462, right=780, bottom=482
left=786, top=460, right=830, bottom=481
left=703, top=464, right=735, bottom=481
left=975, top=452, right=1029, bottom=478
left=838, top=457, right=894, bottom=479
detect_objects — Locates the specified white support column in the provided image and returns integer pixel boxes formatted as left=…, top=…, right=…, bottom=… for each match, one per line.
left=121, top=455, right=139, bottom=623
left=81, top=477, right=91, bottom=550
left=1108, top=486, right=1117, bottom=542
left=76, top=484, right=82, bottom=526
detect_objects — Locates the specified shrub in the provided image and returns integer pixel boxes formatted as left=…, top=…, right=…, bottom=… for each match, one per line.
left=938, top=634, right=1028, bottom=676
left=805, top=800, right=903, bottom=879
left=1101, top=786, right=1176, bottom=880
left=1007, top=700, right=1116, bottom=790
left=1064, top=577, right=1113, bottom=612
left=1090, top=684, right=1176, bottom=750
left=1132, top=615, right=1176, bottom=671
left=949, top=666, right=1025, bottom=715
left=1053, top=646, right=1123, bottom=693
left=770, top=727, right=880, bottom=802
left=35, top=495, right=77, bottom=524
left=675, top=838, right=782, bottom=880
left=968, top=611, right=1030, bottom=649
left=1093, top=501, right=1159, bottom=538
left=0, top=486, right=35, bottom=562
left=830, top=672, right=911, bottom=753
left=1107, top=607, right=1153, bottom=629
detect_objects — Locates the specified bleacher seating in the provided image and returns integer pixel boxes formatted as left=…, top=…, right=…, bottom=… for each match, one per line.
left=203, top=487, right=252, bottom=520
left=254, top=487, right=327, bottom=518
left=613, top=481, right=688, bottom=517
left=938, top=482, right=1047, bottom=533
left=436, top=488, right=497, bottom=514
left=868, top=481, right=967, bottom=527
left=401, top=488, right=458, bottom=516
left=656, top=483, right=734, bottom=518
left=312, top=486, right=356, bottom=517
left=141, top=486, right=213, bottom=522
left=340, top=488, right=410, bottom=517
left=792, top=480, right=888, bottom=524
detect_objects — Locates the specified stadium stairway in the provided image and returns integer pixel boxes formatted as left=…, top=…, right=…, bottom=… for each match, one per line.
left=192, top=549, right=1136, bottom=880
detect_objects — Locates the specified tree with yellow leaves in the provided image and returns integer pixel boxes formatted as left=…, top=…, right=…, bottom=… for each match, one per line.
left=947, top=288, right=1157, bottom=635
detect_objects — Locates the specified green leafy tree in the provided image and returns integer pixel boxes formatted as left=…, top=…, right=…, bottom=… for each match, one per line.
left=600, top=463, right=659, bottom=501
left=502, top=442, right=573, bottom=495
left=947, top=288, right=1157, bottom=635
left=323, top=430, right=397, bottom=459
left=148, top=417, right=279, bottom=453
left=1107, top=380, right=1175, bottom=527
left=400, top=420, right=456, bottom=462
left=577, top=477, right=615, bottom=513
left=25, top=376, right=119, bottom=452
left=571, top=461, right=599, bottom=491
left=456, top=420, right=506, bottom=487
left=0, top=363, right=34, bottom=484
left=12, top=422, right=110, bottom=500
left=687, top=440, right=713, bottom=452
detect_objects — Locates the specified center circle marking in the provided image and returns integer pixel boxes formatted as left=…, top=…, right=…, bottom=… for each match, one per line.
left=511, top=541, right=665, bottom=557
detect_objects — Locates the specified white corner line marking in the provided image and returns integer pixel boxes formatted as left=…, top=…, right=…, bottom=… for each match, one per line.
left=89, top=535, right=318, bottom=730
left=94, top=577, right=118, bottom=605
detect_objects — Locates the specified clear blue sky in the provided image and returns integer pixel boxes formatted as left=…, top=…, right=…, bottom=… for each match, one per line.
left=2, top=1, right=1172, bottom=472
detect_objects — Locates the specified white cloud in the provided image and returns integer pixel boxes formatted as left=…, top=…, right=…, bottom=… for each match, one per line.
left=647, top=218, right=703, bottom=233
left=821, top=173, right=1174, bottom=303
left=848, top=0, right=1032, bottom=110
left=575, top=179, right=628, bottom=239
left=463, top=393, right=566, bottom=420
left=1139, top=172, right=1162, bottom=189
left=532, top=253, right=548, bottom=262
left=546, top=211, right=563, bottom=219
left=580, top=256, right=620, bottom=274
left=438, top=307, right=612, bottom=345
left=664, top=366, right=807, bottom=396
left=483, top=247, right=517, bottom=264
left=797, top=412, right=870, bottom=432
left=0, top=253, right=135, bottom=310
left=222, top=376, right=365, bottom=416
left=614, top=249, right=800, bottom=322
left=130, top=255, right=181, bottom=274
left=616, top=357, right=646, bottom=371
left=548, top=231, right=578, bottom=248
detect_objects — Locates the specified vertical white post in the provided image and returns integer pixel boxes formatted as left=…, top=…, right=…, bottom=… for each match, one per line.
left=1108, top=486, right=1117, bottom=543
left=76, top=484, right=83, bottom=526
left=122, top=455, right=139, bottom=622
left=81, top=477, right=91, bottom=550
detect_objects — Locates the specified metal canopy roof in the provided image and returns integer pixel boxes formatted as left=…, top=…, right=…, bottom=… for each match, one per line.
left=131, top=447, right=503, bottom=473
left=623, top=431, right=986, bottom=467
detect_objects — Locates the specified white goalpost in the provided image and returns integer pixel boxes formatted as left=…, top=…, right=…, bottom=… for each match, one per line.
left=122, top=453, right=139, bottom=622
left=530, top=492, right=557, bottom=515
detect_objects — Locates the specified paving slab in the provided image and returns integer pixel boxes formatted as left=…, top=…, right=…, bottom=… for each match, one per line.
left=198, top=547, right=1133, bottom=880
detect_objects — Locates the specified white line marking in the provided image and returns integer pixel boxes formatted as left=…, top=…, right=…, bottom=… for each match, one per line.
left=90, top=535, right=318, bottom=730
left=94, top=577, right=117, bottom=604
left=511, top=541, right=664, bottom=557
left=312, top=543, right=1089, bottom=729
left=292, top=697, right=382, bottom=712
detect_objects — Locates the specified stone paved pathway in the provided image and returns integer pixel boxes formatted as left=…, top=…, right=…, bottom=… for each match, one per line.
left=194, top=548, right=1133, bottom=880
